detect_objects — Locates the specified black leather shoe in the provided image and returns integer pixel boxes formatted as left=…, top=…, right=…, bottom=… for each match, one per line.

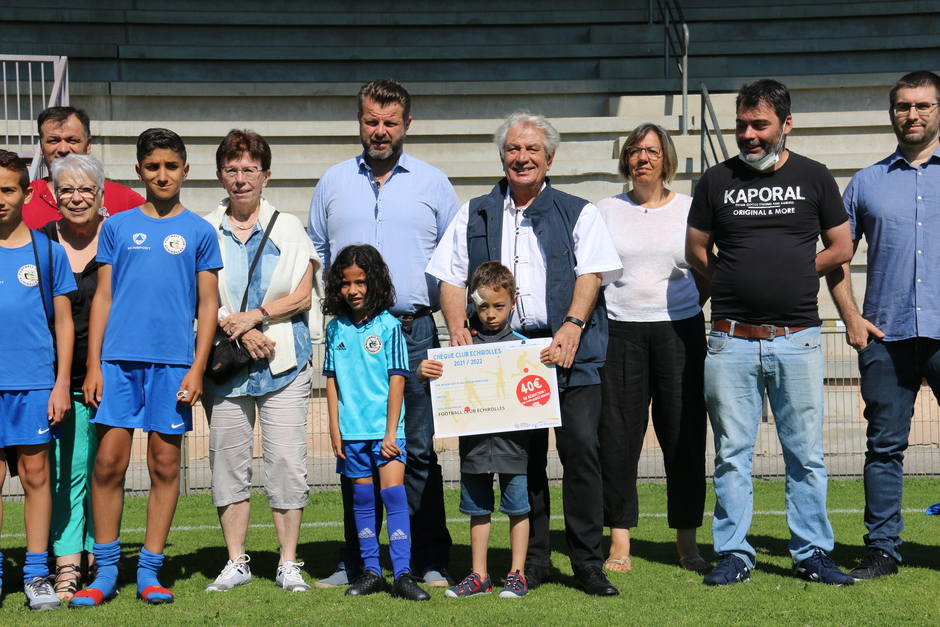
left=391, top=573, right=430, bottom=601
left=345, top=569, right=383, bottom=596
left=574, top=565, right=619, bottom=596
left=524, top=563, right=550, bottom=590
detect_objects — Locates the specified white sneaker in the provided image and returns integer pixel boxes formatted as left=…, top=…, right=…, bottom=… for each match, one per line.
left=206, top=555, right=252, bottom=592
left=25, top=576, right=61, bottom=611
left=276, top=561, right=310, bottom=592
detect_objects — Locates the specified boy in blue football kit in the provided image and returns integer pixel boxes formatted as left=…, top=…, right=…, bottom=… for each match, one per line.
left=71, top=129, right=222, bottom=607
left=0, top=150, right=76, bottom=611
left=419, top=262, right=530, bottom=599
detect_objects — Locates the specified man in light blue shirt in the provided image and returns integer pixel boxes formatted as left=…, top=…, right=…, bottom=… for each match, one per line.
left=308, top=79, right=459, bottom=589
left=828, top=70, right=940, bottom=580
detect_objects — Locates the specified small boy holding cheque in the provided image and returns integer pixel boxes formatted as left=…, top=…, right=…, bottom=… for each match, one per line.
left=419, top=261, right=530, bottom=598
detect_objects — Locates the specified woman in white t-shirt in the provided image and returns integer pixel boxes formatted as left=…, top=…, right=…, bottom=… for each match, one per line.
left=596, top=124, right=710, bottom=574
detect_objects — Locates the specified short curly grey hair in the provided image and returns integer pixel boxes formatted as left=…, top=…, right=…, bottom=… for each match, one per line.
left=51, top=153, right=105, bottom=194
left=494, top=111, right=560, bottom=159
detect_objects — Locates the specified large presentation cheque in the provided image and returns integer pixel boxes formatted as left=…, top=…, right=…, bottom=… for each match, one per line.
left=428, top=337, right=561, bottom=439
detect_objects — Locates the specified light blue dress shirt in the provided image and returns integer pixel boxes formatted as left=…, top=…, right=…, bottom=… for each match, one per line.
left=307, top=152, right=460, bottom=316
left=205, top=219, right=312, bottom=398
left=845, top=145, right=940, bottom=340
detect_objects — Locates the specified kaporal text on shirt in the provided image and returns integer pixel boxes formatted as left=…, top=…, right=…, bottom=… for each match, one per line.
left=724, top=186, right=806, bottom=205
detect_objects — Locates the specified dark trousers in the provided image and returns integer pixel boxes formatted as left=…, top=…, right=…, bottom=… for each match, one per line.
left=599, top=314, right=707, bottom=530
left=526, top=383, right=605, bottom=571
left=858, top=337, right=940, bottom=560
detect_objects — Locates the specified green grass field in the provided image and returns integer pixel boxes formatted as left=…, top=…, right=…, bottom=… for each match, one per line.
left=1, top=478, right=939, bottom=625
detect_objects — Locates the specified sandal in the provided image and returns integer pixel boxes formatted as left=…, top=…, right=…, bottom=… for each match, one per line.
left=679, top=556, right=712, bottom=573
left=53, top=564, right=81, bottom=601
left=603, top=557, right=632, bottom=572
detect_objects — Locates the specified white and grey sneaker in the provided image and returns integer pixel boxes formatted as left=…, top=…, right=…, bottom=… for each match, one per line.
left=25, top=576, right=61, bottom=611
left=276, top=561, right=310, bottom=592
left=206, top=555, right=252, bottom=592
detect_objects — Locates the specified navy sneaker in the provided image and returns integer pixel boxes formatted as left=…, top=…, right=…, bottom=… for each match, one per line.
left=703, top=554, right=751, bottom=586
left=444, top=572, right=492, bottom=598
left=848, top=549, right=898, bottom=581
left=794, top=549, right=854, bottom=586
left=498, top=570, right=528, bottom=598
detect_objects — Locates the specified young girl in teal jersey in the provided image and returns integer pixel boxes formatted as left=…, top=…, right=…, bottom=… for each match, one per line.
left=321, top=244, right=429, bottom=601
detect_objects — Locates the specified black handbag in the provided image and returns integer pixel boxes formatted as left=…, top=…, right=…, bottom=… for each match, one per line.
left=206, top=211, right=279, bottom=384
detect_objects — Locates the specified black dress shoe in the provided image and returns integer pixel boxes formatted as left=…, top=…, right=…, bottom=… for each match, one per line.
left=391, top=573, right=430, bottom=601
left=574, top=565, right=620, bottom=597
left=524, top=563, right=550, bottom=590
left=345, top=569, right=383, bottom=596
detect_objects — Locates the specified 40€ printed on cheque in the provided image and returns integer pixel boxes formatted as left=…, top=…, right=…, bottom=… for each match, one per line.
left=428, top=338, right=561, bottom=439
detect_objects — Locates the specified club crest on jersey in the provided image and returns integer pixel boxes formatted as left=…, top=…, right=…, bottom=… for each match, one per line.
left=17, top=264, right=38, bottom=287
left=364, top=334, right=382, bottom=354
left=133, top=233, right=147, bottom=245
left=164, top=234, right=186, bottom=254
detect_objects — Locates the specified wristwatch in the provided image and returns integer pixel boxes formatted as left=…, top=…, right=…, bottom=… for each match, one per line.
left=563, top=316, right=586, bottom=330
left=259, top=306, right=271, bottom=325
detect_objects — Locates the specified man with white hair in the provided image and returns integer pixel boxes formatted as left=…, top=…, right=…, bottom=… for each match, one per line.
left=427, top=111, right=623, bottom=596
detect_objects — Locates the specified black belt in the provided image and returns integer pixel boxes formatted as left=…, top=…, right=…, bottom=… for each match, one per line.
left=524, top=329, right=554, bottom=339
left=396, top=306, right=438, bottom=328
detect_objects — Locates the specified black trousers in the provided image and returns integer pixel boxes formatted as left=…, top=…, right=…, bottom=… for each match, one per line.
left=599, top=313, right=707, bottom=530
left=526, top=383, right=605, bottom=571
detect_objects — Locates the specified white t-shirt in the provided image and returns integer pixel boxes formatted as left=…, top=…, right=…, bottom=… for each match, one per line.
left=597, top=192, right=701, bottom=322
left=427, top=185, right=622, bottom=332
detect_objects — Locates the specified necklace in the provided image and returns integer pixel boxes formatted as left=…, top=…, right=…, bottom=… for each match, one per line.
left=630, top=188, right=671, bottom=213
left=228, top=213, right=257, bottom=231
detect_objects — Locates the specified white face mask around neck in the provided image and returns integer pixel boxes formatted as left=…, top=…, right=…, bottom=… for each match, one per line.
left=738, top=129, right=787, bottom=171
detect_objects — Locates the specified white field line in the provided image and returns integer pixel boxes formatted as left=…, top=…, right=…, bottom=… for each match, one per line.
left=4, top=508, right=929, bottom=539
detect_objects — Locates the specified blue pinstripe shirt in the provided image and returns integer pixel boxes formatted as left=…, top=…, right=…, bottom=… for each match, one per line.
left=845, top=144, right=940, bottom=340
left=307, top=152, right=460, bottom=316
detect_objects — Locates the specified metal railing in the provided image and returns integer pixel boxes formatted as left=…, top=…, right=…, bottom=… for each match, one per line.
left=652, top=0, right=690, bottom=135
left=699, top=81, right=730, bottom=173
left=0, top=55, right=69, bottom=180
left=3, top=328, right=938, bottom=500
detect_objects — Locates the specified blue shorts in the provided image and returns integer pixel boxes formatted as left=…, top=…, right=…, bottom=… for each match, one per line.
left=0, top=389, right=54, bottom=447
left=459, top=472, right=530, bottom=516
left=92, top=361, right=192, bottom=434
left=338, top=439, right=407, bottom=479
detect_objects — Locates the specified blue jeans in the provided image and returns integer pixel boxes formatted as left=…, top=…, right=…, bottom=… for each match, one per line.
left=857, top=337, right=940, bottom=561
left=459, top=473, right=529, bottom=516
left=400, top=315, right=452, bottom=574
left=705, top=324, right=833, bottom=567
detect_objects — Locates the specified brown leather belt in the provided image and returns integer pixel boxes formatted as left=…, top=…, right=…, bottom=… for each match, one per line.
left=712, top=319, right=808, bottom=339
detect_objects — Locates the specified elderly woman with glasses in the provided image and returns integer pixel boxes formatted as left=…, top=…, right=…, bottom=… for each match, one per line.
left=37, top=153, right=113, bottom=600
left=201, top=130, right=322, bottom=593
left=595, top=124, right=710, bottom=574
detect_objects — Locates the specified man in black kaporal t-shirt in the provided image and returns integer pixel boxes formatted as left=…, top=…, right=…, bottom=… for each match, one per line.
left=685, top=79, right=856, bottom=587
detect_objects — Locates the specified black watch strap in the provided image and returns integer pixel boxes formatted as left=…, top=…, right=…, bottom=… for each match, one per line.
left=563, top=316, right=586, bottom=329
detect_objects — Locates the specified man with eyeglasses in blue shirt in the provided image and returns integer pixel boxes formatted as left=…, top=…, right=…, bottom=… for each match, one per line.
left=827, top=70, right=940, bottom=581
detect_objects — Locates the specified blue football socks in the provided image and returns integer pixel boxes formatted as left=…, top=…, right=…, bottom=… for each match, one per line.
left=23, top=551, right=50, bottom=582
left=381, top=485, right=412, bottom=579
left=353, top=482, right=382, bottom=576
left=70, top=539, right=120, bottom=606
left=137, top=547, right=172, bottom=601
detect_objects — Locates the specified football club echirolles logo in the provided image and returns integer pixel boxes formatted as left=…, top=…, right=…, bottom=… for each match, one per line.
left=164, top=234, right=186, bottom=254
left=17, top=264, right=39, bottom=287
left=364, top=335, right=383, bottom=354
